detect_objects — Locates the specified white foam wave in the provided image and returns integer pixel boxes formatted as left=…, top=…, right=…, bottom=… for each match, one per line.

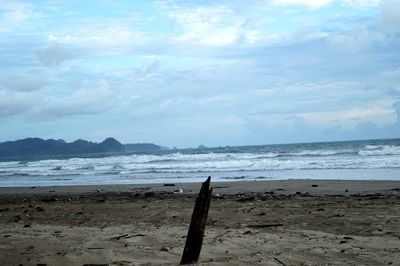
left=358, top=145, right=400, bottom=156
left=292, top=150, right=349, bottom=156
left=1, top=143, right=399, bottom=179
left=1, top=151, right=399, bottom=177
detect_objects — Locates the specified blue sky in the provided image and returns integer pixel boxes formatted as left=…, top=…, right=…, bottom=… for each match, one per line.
left=0, top=0, right=399, bottom=147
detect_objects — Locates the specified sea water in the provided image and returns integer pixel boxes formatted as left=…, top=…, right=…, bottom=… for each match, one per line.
left=0, top=138, right=399, bottom=187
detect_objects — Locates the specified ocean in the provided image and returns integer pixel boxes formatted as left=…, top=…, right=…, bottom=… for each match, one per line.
left=0, top=138, right=399, bottom=187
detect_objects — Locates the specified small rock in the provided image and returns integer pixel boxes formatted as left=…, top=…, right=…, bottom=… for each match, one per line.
left=340, top=240, right=347, bottom=244
left=144, top=192, right=156, bottom=197
left=213, top=193, right=224, bottom=199
left=163, top=183, right=175, bottom=186
left=23, top=224, right=31, bottom=228
left=14, top=215, right=21, bottom=222
left=160, top=246, right=170, bottom=252
left=243, top=230, right=253, bottom=235
left=41, top=197, right=57, bottom=202
left=35, top=207, right=45, bottom=212
left=237, top=196, right=255, bottom=202
left=311, top=184, right=318, bottom=187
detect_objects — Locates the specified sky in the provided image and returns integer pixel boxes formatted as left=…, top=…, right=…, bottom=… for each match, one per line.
left=0, top=0, right=400, bottom=147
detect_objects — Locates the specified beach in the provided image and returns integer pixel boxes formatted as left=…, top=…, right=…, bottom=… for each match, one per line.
left=1, top=179, right=400, bottom=265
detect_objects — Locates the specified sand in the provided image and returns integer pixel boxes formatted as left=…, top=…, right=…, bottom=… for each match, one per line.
left=1, top=179, right=400, bottom=265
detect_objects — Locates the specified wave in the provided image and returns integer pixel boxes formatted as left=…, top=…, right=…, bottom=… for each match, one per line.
left=291, top=150, right=353, bottom=156
left=77, top=166, right=95, bottom=170
left=358, top=145, right=400, bottom=156
left=1, top=142, right=399, bottom=179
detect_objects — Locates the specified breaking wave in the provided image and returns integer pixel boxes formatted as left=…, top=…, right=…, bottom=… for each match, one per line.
left=0, top=139, right=399, bottom=186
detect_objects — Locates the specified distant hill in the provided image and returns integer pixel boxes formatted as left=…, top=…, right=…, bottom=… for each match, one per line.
left=0, top=137, right=167, bottom=159
left=97, top=138, right=125, bottom=153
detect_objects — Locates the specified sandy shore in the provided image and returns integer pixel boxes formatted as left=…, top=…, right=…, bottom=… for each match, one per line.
left=1, top=179, right=400, bottom=265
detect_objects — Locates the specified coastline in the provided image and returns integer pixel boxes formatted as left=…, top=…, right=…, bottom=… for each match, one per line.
left=1, top=179, right=400, bottom=265
left=1, top=179, right=400, bottom=196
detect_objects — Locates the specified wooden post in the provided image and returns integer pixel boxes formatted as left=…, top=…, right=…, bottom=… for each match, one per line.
left=180, top=176, right=212, bottom=265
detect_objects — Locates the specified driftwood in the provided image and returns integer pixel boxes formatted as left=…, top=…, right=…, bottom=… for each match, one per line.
left=110, top=234, right=129, bottom=240
left=274, top=257, right=287, bottom=266
left=180, top=176, right=212, bottom=265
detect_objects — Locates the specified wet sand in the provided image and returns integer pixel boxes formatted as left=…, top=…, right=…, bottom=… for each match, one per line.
left=1, top=179, right=400, bottom=265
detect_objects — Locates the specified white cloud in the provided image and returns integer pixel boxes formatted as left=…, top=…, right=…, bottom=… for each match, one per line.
left=40, top=80, right=116, bottom=117
left=80, top=27, right=148, bottom=48
left=0, top=1, right=36, bottom=32
left=170, top=6, right=240, bottom=46
left=273, top=0, right=333, bottom=8
left=342, top=0, right=381, bottom=7
left=0, top=89, right=38, bottom=117
left=169, top=6, right=264, bottom=47
left=300, top=100, right=396, bottom=127
left=273, top=0, right=381, bottom=8
left=380, top=0, right=400, bottom=31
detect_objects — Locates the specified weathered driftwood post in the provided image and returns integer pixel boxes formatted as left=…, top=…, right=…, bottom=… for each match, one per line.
left=180, top=176, right=212, bottom=265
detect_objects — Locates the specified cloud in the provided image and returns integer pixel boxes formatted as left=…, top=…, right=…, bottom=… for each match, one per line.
left=393, top=101, right=400, bottom=120
left=380, top=0, right=400, bottom=31
left=36, top=46, right=74, bottom=66
left=272, top=0, right=382, bottom=9
left=342, top=0, right=381, bottom=7
left=0, top=89, right=38, bottom=117
left=327, top=27, right=386, bottom=52
left=45, top=20, right=152, bottom=57
left=169, top=6, right=241, bottom=47
left=0, top=1, right=36, bottom=32
left=39, top=80, right=117, bottom=117
left=0, top=73, right=46, bottom=92
left=272, top=0, right=333, bottom=8
left=0, top=0, right=399, bottom=145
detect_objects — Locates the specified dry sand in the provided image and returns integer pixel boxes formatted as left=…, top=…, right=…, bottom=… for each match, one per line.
left=1, top=179, right=400, bottom=265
